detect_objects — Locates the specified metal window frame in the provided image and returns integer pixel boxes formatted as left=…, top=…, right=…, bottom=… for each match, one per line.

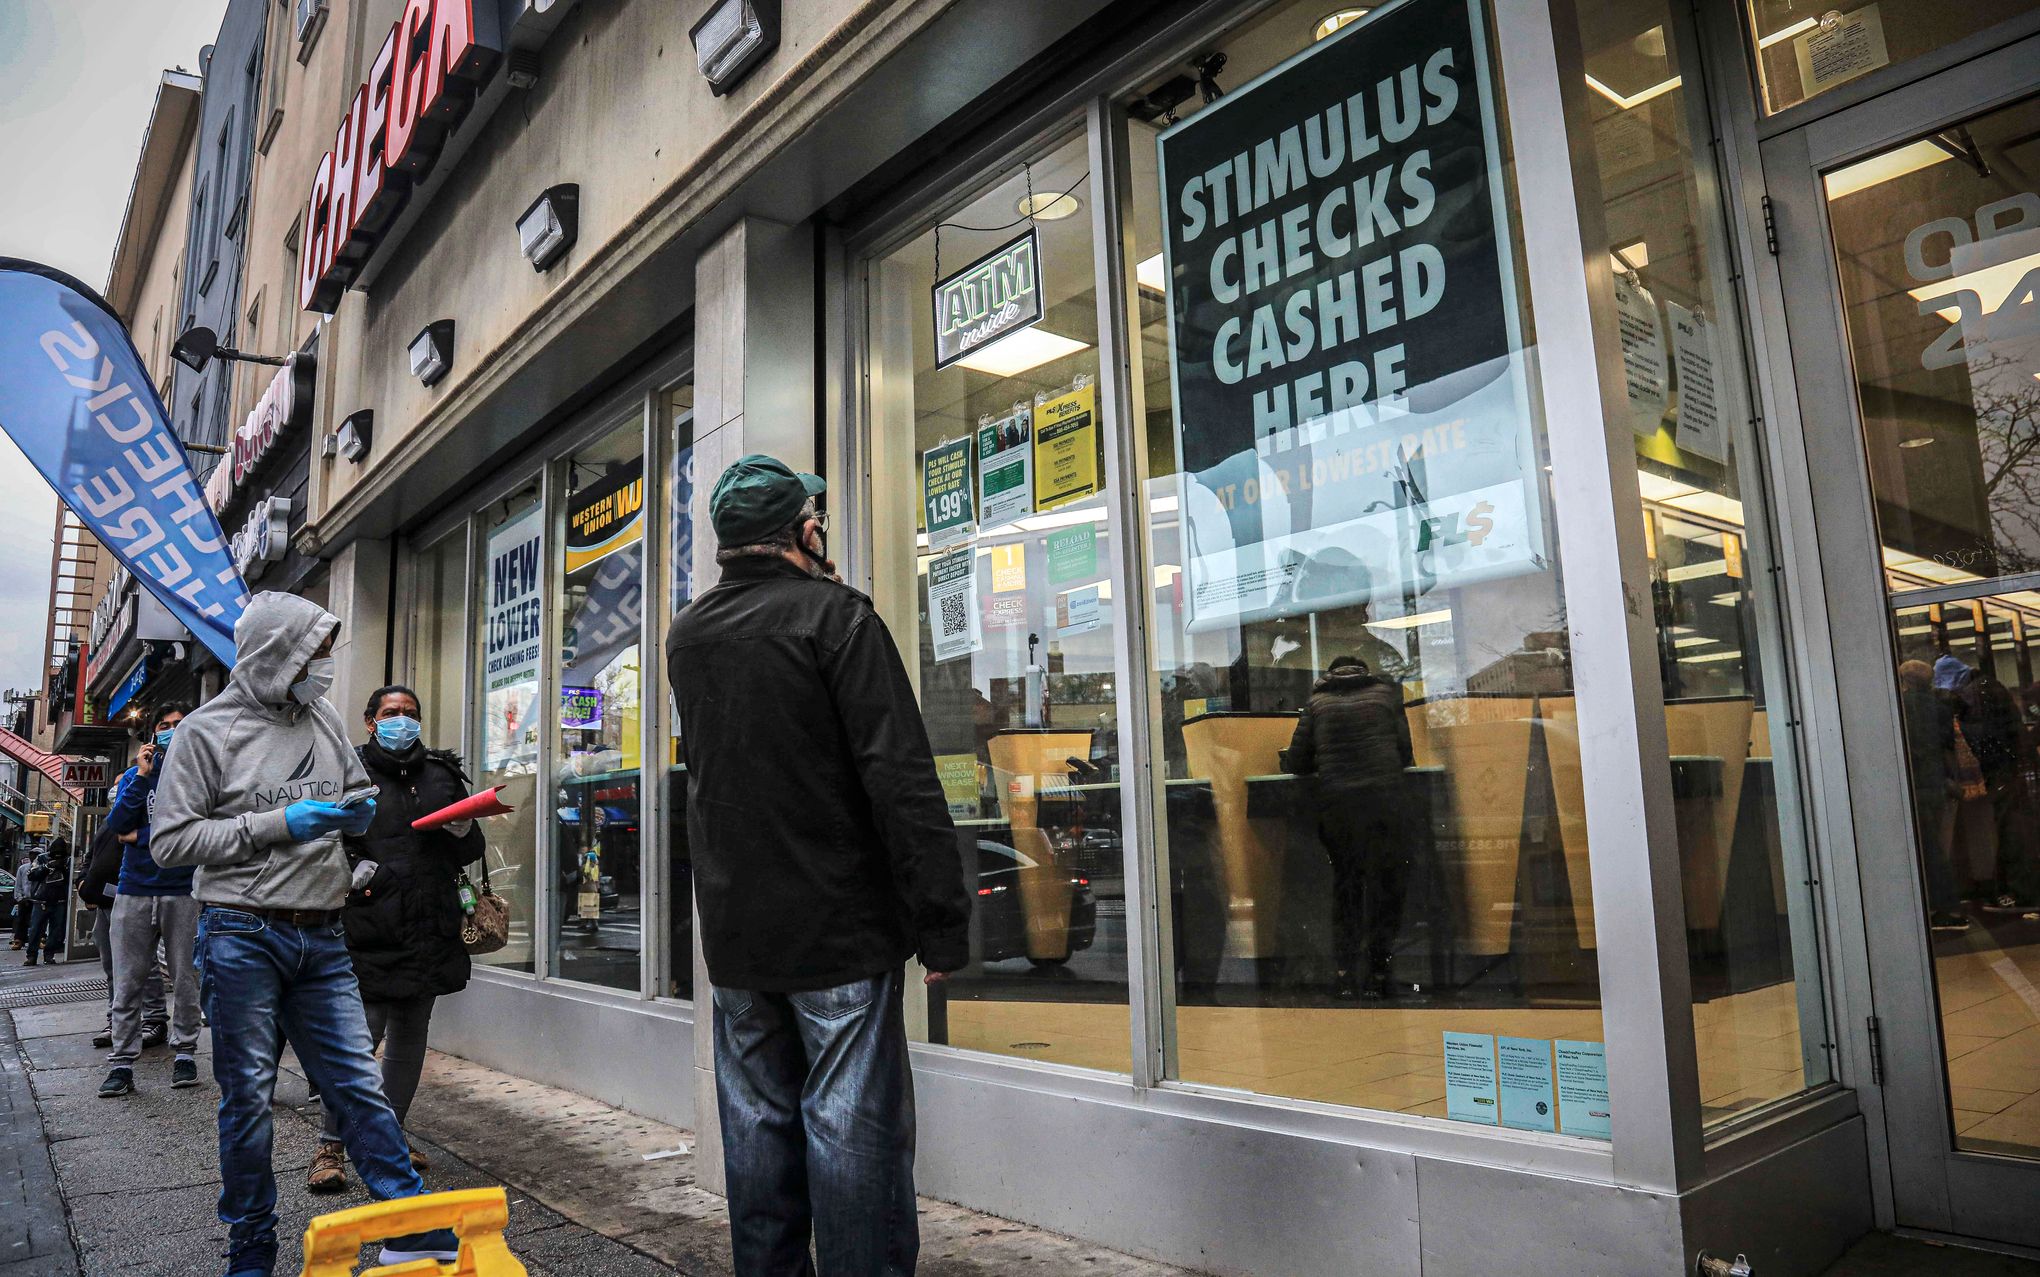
left=1727, top=28, right=2040, bottom=1241
left=821, top=0, right=1817, bottom=1187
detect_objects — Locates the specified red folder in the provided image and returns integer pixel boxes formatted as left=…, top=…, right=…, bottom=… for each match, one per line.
left=412, top=786, right=516, bottom=830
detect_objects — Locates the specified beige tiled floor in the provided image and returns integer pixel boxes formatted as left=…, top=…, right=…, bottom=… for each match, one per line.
left=945, top=985, right=1811, bottom=1128
left=941, top=938, right=2040, bottom=1151
left=1937, top=939, right=2040, bottom=1157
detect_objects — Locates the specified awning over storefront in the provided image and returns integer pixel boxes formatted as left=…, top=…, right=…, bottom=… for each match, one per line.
left=0, top=727, right=85, bottom=802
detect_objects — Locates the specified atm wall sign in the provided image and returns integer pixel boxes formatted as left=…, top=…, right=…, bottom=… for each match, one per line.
left=932, top=229, right=1042, bottom=369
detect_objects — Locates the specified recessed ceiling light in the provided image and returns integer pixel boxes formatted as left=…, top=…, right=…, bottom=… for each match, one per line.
left=1313, top=8, right=1372, bottom=40
left=1136, top=254, right=1166, bottom=292
left=1898, top=436, right=1935, bottom=449
left=953, top=327, right=1090, bottom=377
left=1016, top=191, right=1081, bottom=221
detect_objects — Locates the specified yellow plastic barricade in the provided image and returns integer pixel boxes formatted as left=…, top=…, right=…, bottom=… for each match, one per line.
left=302, top=1188, right=528, bottom=1277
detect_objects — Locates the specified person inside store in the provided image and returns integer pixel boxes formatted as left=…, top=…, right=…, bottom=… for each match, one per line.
left=77, top=813, right=168, bottom=1053
left=1283, top=655, right=1416, bottom=1001
left=150, top=592, right=461, bottom=1276
left=305, top=684, right=486, bottom=1196
left=1899, top=658, right=1970, bottom=934
left=97, top=702, right=205, bottom=1098
left=667, top=454, right=972, bottom=1275
left=21, top=834, right=71, bottom=966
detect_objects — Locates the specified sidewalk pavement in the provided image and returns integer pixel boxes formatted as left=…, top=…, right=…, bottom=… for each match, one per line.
left=1, top=956, right=1200, bottom=1276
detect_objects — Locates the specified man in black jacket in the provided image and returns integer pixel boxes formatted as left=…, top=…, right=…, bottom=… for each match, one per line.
left=667, top=454, right=971, bottom=1276
left=1287, top=656, right=1416, bottom=1001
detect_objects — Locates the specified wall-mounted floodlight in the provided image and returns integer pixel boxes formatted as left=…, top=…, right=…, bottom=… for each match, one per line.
left=516, top=184, right=580, bottom=271
left=408, top=320, right=455, bottom=387
left=689, top=0, right=779, bottom=97
left=336, top=410, right=373, bottom=462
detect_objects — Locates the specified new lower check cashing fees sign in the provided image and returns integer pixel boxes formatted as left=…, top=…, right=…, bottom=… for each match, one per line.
left=1158, top=0, right=1544, bottom=630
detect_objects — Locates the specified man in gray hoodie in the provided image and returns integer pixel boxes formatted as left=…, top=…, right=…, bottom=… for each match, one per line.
left=152, top=593, right=460, bottom=1276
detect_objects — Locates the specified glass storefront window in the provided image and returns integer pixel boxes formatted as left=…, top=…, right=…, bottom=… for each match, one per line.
left=662, top=382, right=697, bottom=1001
left=550, top=416, right=648, bottom=990
left=1746, top=1, right=2040, bottom=114
left=1124, top=0, right=1612, bottom=1125
left=476, top=484, right=544, bottom=972
left=1828, top=92, right=2040, bottom=1159
left=1583, top=0, right=1833, bottom=1126
left=868, top=126, right=1132, bottom=1073
left=407, top=530, right=467, bottom=744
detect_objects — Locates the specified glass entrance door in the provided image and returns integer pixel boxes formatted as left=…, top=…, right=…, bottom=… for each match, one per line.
left=1763, top=37, right=2040, bottom=1248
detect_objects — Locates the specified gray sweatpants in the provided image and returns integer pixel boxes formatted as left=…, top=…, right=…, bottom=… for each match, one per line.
left=93, top=907, right=165, bottom=1028
left=109, top=895, right=201, bottom=1064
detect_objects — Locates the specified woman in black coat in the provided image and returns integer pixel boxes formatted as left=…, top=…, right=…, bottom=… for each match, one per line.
left=307, top=685, right=486, bottom=1194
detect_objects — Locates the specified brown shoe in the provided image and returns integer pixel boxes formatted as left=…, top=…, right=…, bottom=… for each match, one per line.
left=306, top=1142, right=348, bottom=1194
left=410, top=1148, right=430, bottom=1173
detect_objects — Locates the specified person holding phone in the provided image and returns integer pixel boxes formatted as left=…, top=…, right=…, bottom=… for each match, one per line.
left=151, top=593, right=458, bottom=1276
left=305, top=685, right=485, bottom=1195
left=96, top=703, right=202, bottom=1098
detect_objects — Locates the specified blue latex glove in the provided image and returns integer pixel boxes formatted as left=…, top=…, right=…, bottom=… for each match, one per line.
left=285, top=801, right=356, bottom=841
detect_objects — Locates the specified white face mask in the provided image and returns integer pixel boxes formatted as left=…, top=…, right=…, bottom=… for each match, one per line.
left=291, top=656, right=337, bottom=706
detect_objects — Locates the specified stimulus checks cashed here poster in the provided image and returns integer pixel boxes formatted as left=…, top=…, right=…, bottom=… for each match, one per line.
left=1157, top=0, right=1545, bottom=631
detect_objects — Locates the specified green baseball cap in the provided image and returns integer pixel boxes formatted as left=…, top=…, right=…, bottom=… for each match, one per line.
left=709, top=454, right=827, bottom=546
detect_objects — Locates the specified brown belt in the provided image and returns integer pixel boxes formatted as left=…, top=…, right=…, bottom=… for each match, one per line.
left=217, top=905, right=340, bottom=927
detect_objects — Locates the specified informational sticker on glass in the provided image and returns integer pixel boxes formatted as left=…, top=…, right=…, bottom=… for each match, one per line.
left=1046, top=523, right=1098, bottom=584
left=1615, top=275, right=1670, bottom=437
left=1793, top=3, right=1889, bottom=97
left=1033, top=382, right=1099, bottom=511
left=1667, top=301, right=1725, bottom=462
left=922, top=436, right=976, bottom=550
left=1498, top=1036, right=1557, bottom=1133
left=565, top=459, right=646, bottom=572
left=933, top=229, right=1043, bottom=370
left=560, top=686, right=604, bottom=730
left=977, top=409, right=1034, bottom=529
left=1556, top=1039, right=1612, bottom=1140
left=990, top=543, right=1027, bottom=593
left=1157, top=0, right=1544, bottom=631
left=934, top=753, right=981, bottom=819
left=1443, top=1031, right=1500, bottom=1125
left=484, top=506, right=546, bottom=694
left=986, top=593, right=1028, bottom=629
left=928, top=548, right=983, bottom=662
left=1057, top=585, right=1102, bottom=637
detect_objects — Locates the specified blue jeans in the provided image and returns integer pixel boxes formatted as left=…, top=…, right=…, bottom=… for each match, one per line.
left=712, top=968, right=918, bottom=1276
left=195, top=907, right=426, bottom=1254
left=24, top=900, right=63, bottom=958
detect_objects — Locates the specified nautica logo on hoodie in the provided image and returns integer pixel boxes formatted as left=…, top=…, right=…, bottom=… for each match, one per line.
left=251, top=746, right=342, bottom=806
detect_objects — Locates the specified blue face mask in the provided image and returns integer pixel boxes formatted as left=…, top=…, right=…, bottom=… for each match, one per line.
left=154, top=728, right=175, bottom=750
left=374, top=715, right=422, bottom=751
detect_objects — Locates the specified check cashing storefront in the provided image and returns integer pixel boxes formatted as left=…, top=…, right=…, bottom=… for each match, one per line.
left=336, top=0, right=2040, bottom=1271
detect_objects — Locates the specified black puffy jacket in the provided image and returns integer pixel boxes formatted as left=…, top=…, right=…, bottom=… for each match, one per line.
left=665, top=555, right=971, bottom=992
left=1287, top=667, right=1414, bottom=796
left=340, top=740, right=487, bottom=1003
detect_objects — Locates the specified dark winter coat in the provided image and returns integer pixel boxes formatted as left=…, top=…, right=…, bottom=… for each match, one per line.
left=665, top=555, right=972, bottom=991
left=1286, top=668, right=1415, bottom=798
left=26, top=844, right=71, bottom=906
left=340, top=739, right=487, bottom=1003
left=77, top=825, right=124, bottom=911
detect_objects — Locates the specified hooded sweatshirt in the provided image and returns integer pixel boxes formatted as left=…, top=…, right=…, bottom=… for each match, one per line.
left=150, top=593, right=371, bottom=912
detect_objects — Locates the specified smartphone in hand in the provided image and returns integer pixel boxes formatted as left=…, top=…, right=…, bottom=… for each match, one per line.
left=338, top=786, right=381, bottom=808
